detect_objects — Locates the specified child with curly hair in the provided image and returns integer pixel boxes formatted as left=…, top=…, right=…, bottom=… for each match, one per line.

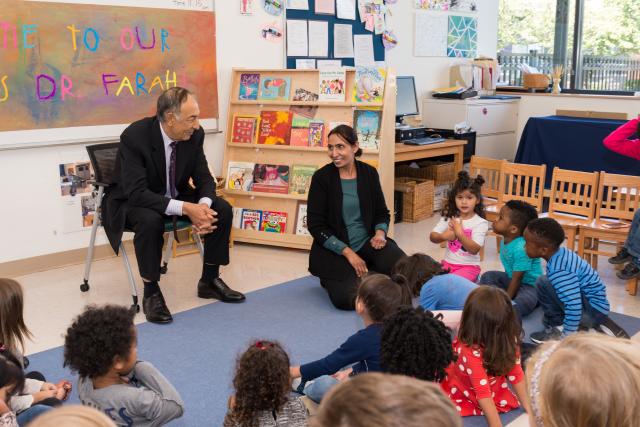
left=224, top=340, right=308, bottom=427
left=0, top=352, right=25, bottom=427
left=380, top=306, right=454, bottom=381
left=430, top=171, right=489, bottom=282
left=290, top=273, right=411, bottom=403
left=0, top=278, right=71, bottom=425
left=441, top=286, right=530, bottom=427
left=63, top=305, right=184, bottom=426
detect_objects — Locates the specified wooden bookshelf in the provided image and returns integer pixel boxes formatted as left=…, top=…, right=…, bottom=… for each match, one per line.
left=222, top=68, right=397, bottom=250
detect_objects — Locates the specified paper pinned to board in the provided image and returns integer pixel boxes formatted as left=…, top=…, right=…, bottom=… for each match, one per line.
left=308, top=20, right=329, bottom=57
left=354, top=34, right=375, bottom=66
left=334, top=24, right=354, bottom=58
left=296, top=58, right=316, bottom=69
left=286, top=19, right=308, bottom=57
left=336, top=0, right=356, bottom=20
left=286, top=0, right=309, bottom=10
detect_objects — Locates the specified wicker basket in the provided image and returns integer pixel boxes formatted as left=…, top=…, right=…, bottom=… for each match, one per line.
left=394, top=178, right=434, bottom=223
left=418, top=161, right=456, bottom=185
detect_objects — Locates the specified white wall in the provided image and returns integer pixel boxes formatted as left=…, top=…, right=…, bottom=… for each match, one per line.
left=1, top=1, right=501, bottom=263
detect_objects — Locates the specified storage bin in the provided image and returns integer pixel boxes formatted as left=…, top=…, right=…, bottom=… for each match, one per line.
left=394, top=178, right=434, bottom=222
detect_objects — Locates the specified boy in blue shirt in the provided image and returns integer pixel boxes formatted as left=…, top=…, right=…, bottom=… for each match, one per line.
left=524, top=218, right=628, bottom=343
left=480, top=200, right=541, bottom=318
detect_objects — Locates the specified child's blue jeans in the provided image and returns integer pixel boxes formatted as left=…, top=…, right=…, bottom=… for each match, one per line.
left=303, top=375, right=339, bottom=403
left=625, top=209, right=640, bottom=264
left=479, top=271, right=539, bottom=318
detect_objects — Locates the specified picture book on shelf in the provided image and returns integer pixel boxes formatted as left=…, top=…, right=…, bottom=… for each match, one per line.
left=318, top=68, right=346, bottom=102
left=232, top=207, right=243, bottom=229
left=289, top=104, right=318, bottom=119
left=231, top=114, right=259, bottom=144
left=241, top=209, right=262, bottom=230
left=308, top=120, right=325, bottom=147
left=292, top=88, right=319, bottom=102
left=239, top=73, right=260, bottom=100
left=260, top=211, right=288, bottom=233
left=353, top=67, right=386, bottom=103
left=259, top=76, right=291, bottom=101
left=258, top=111, right=293, bottom=145
left=252, top=164, right=290, bottom=194
left=227, top=162, right=255, bottom=191
left=290, top=116, right=311, bottom=146
left=289, top=165, right=318, bottom=195
left=296, top=203, right=310, bottom=235
left=353, top=109, right=382, bottom=150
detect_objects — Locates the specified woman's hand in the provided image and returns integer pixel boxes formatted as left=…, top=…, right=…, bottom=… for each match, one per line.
left=343, top=248, right=368, bottom=277
left=332, top=367, right=353, bottom=382
left=370, top=229, right=387, bottom=250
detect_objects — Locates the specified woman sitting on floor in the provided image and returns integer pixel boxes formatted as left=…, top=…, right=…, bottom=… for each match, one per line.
left=306, top=125, right=406, bottom=310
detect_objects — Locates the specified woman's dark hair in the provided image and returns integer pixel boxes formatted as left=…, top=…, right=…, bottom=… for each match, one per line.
left=525, top=217, right=565, bottom=248
left=328, top=124, right=363, bottom=157
left=391, top=253, right=446, bottom=297
left=0, top=350, right=25, bottom=398
left=458, top=286, right=522, bottom=377
left=381, top=306, right=453, bottom=382
left=441, top=171, right=486, bottom=219
left=63, top=305, right=136, bottom=379
left=357, top=273, right=412, bottom=323
left=229, top=340, right=291, bottom=427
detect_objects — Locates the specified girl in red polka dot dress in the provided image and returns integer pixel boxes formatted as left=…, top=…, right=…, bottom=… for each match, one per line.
left=440, top=286, right=531, bottom=426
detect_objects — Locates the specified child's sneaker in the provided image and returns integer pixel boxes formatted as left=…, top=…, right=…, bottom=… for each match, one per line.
left=596, top=317, right=630, bottom=339
left=530, top=326, right=562, bottom=344
left=616, top=261, right=640, bottom=280
left=609, top=248, right=631, bottom=265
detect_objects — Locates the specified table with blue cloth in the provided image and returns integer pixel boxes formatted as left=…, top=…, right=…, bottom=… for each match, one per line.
left=515, top=116, right=638, bottom=185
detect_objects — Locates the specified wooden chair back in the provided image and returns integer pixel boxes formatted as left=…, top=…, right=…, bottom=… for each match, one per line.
left=548, top=167, right=599, bottom=219
left=595, top=171, right=640, bottom=222
left=498, top=162, right=546, bottom=212
left=469, top=155, right=506, bottom=202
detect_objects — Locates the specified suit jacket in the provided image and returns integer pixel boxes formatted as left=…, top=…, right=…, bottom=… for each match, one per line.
left=103, top=116, right=216, bottom=253
left=307, top=160, right=391, bottom=279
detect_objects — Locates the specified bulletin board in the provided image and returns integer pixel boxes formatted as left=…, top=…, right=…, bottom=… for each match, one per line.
left=285, top=0, right=385, bottom=69
left=0, top=0, right=218, bottom=149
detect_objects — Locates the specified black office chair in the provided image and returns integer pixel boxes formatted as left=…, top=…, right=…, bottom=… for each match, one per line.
left=81, top=143, right=203, bottom=312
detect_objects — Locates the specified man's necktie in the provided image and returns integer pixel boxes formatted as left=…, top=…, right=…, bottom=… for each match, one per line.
left=169, top=142, right=179, bottom=243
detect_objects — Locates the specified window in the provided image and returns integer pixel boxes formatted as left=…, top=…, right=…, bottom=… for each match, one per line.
left=498, top=0, right=640, bottom=94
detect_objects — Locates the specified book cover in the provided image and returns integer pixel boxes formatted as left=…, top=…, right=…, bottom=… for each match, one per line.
left=290, top=116, right=311, bottom=147
left=289, top=165, right=318, bottom=195
left=239, top=73, right=260, bottom=100
left=232, top=207, right=243, bottom=229
left=241, top=209, right=262, bottom=230
left=230, top=114, right=259, bottom=144
left=295, top=203, right=310, bottom=235
left=308, top=120, right=325, bottom=147
left=353, top=67, right=386, bottom=103
left=260, top=210, right=288, bottom=233
left=258, top=111, right=293, bottom=145
left=226, top=161, right=255, bottom=191
left=353, top=109, right=382, bottom=150
left=252, top=164, right=290, bottom=194
left=259, top=76, right=291, bottom=101
left=318, top=68, right=346, bottom=102
left=292, top=88, right=319, bottom=101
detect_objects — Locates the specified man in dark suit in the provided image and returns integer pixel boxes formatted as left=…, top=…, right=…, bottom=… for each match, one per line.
left=103, top=87, right=245, bottom=324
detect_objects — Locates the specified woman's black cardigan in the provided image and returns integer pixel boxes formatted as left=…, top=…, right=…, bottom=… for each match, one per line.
left=307, top=160, right=391, bottom=280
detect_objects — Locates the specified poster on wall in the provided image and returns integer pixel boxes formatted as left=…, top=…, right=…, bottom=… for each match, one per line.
left=414, top=12, right=447, bottom=57
left=59, top=161, right=98, bottom=233
left=414, top=0, right=477, bottom=12
left=447, top=15, right=477, bottom=57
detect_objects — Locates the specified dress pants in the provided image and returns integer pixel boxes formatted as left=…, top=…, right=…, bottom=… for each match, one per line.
left=124, top=196, right=232, bottom=282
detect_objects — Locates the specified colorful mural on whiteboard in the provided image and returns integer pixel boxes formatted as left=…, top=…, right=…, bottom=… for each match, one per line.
left=0, top=0, right=218, bottom=132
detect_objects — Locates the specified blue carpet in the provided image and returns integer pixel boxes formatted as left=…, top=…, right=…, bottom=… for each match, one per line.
left=27, top=276, right=640, bottom=426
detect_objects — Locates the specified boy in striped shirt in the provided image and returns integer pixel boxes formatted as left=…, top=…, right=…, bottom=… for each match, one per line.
left=523, top=218, right=627, bottom=343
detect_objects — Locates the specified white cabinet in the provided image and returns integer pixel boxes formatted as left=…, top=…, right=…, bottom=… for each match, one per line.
left=422, top=98, right=520, bottom=161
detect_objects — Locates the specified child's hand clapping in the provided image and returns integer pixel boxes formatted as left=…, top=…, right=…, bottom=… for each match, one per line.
left=449, top=217, right=464, bottom=237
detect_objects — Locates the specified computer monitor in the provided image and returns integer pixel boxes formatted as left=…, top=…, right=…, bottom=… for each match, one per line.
left=396, top=76, right=419, bottom=125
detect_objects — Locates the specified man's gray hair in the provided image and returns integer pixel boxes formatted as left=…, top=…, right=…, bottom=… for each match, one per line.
left=156, top=87, right=194, bottom=122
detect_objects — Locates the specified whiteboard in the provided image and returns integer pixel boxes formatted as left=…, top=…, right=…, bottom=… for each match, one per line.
left=0, top=0, right=218, bottom=149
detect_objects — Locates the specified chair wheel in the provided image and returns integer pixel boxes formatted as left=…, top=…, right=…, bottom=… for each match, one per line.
left=80, top=281, right=90, bottom=292
left=160, top=263, right=168, bottom=274
left=131, top=304, right=140, bottom=313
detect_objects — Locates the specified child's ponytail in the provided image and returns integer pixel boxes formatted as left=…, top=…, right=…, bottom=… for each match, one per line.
left=390, top=273, right=413, bottom=307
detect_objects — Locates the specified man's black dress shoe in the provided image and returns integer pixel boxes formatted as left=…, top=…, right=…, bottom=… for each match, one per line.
left=142, top=293, right=173, bottom=324
left=198, top=278, right=246, bottom=302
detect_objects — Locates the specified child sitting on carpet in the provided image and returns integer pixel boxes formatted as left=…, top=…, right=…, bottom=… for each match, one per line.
left=526, top=333, right=640, bottom=427
left=480, top=200, right=541, bottom=319
left=0, top=278, right=71, bottom=425
left=430, top=171, right=489, bottom=282
left=64, top=305, right=184, bottom=426
left=312, top=373, right=462, bottom=427
left=440, top=286, right=531, bottom=426
left=224, top=340, right=308, bottom=427
left=290, top=273, right=411, bottom=403
left=380, top=306, right=454, bottom=380
left=0, top=352, right=25, bottom=427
